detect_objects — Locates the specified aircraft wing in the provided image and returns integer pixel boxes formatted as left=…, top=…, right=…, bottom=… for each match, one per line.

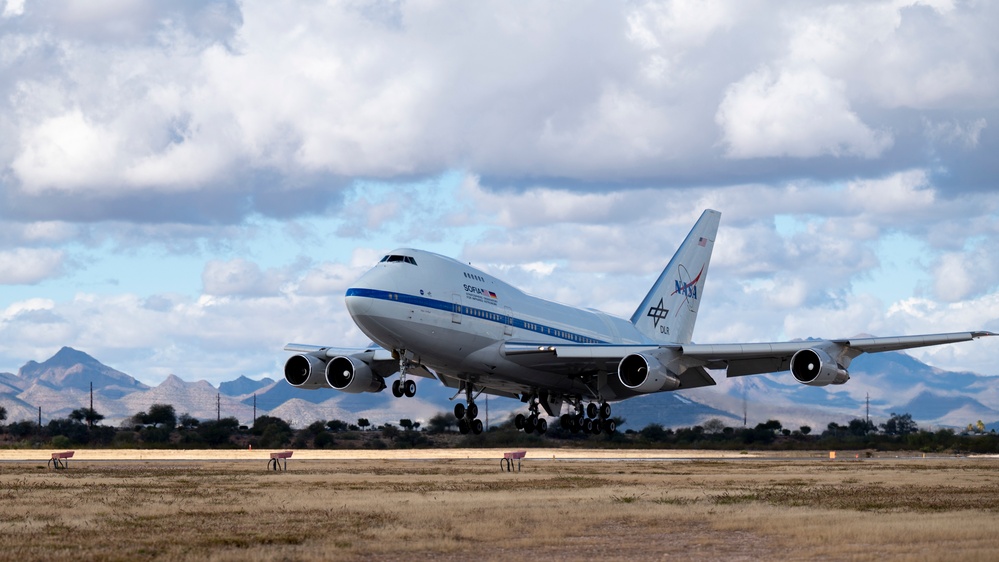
left=501, top=341, right=718, bottom=390
left=676, top=331, right=993, bottom=376
left=502, top=331, right=993, bottom=382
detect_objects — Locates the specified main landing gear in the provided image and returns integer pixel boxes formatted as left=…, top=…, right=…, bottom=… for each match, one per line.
left=391, top=354, right=417, bottom=398
left=455, top=384, right=484, bottom=435
left=514, top=395, right=548, bottom=435
left=560, top=401, right=615, bottom=435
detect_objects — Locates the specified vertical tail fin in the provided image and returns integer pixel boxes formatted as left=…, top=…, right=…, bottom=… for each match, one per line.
left=630, top=209, right=720, bottom=344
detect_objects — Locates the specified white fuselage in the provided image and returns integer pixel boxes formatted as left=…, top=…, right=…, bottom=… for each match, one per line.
left=344, top=249, right=649, bottom=395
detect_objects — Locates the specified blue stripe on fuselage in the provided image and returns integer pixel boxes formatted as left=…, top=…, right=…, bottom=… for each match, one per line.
left=346, top=288, right=608, bottom=344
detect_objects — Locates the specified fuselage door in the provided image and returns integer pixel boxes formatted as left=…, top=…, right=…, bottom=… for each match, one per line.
left=503, top=306, right=514, bottom=336
left=452, top=294, right=462, bottom=324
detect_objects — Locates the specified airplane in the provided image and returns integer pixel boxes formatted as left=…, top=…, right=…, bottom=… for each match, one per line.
left=284, top=209, right=994, bottom=435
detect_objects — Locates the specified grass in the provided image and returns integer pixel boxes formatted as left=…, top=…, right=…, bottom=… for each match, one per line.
left=0, top=457, right=998, bottom=560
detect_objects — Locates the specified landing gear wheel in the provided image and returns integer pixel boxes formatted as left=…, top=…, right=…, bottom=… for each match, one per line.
left=458, top=419, right=470, bottom=434
left=586, top=403, right=598, bottom=419
left=560, top=414, right=572, bottom=429
left=471, top=419, right=484, bottom=434
left=603, top=419, right=617, bottom=433
left=454, top=403, right=466, bottom=420
left=583, top=418, right=593, bottom=433
left=591, top=421, right=601, bottom=435
left=514, top=414, right=526, bottom=430
left=404, top=379, right=416, bottom=398
left=536, top=418, right=548, bottom=435
left=392, top=380, right=404, bottom=398
left=599, top=402, right=612, bottom=419
left=467, top=403, right=479, bottom=420
left=524, top=416, right=535, bottom=434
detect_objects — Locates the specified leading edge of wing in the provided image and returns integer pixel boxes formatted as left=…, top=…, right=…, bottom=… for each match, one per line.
left=284, top=343, right=394, bottom=360
left=502, top=341, right=658, bottom=359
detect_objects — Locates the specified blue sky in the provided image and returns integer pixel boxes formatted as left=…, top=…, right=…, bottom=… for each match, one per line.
left=1, top=0, right=997, bottom=385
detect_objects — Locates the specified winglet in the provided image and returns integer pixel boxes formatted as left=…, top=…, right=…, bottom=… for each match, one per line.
left=630, top=209, right=721, bottom=344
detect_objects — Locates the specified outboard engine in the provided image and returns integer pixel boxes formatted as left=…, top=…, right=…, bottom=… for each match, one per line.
left=284, top=354, right=330, bottom=389
left=325, top=355, right=386, bottom=393
left=790, top=348, right=850, bottom=386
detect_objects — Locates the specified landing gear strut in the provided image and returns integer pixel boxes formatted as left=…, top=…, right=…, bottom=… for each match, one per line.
left=391, top=354, right=417, bottom=398
left=455, top=383, right=484, bottom=435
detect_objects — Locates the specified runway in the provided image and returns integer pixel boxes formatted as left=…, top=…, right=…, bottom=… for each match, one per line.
left=0, top=447, right=991, bottom=463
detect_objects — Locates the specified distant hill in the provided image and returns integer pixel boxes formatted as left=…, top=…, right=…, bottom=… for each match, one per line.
left=219, top=375, right=274, bottom=397
left=0, top=346, right=995, bottom=431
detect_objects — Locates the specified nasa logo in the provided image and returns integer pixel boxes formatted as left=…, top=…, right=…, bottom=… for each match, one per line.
left=671, top=264, right=704, bottom=312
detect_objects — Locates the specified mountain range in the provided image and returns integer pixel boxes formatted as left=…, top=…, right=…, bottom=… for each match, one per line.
left=0, top=346, right=996, bottom=432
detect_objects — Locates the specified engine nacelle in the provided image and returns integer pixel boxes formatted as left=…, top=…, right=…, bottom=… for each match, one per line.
left=325, top=355, right=385, bottom=394
left=284, top=354, right=330, bottom=389
left=790, top=348, right=850, bottom=386
left=617, top=352, right=682, bottom=394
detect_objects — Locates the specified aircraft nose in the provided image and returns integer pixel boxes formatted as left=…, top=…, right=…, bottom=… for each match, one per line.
left=345, top=289, right=372, bottom=317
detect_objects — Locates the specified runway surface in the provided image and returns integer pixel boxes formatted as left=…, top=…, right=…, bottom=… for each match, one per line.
left=1, top=447, right=993, bottom=463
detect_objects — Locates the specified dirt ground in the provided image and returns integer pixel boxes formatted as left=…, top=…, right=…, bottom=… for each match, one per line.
left=1, top=449, right=997, bottom=561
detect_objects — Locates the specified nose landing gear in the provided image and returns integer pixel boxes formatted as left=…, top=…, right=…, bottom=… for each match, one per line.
left=391, top=354, right=417, bottom=398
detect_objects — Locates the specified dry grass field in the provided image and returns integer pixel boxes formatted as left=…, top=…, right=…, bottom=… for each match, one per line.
left=1, top=450, right=998, bottom=561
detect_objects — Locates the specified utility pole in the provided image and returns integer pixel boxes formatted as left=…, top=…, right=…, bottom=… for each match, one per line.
left=38, top=406, right=41, bottom=427
left=253, top=393, right=257, bottom=424
left=742, top=381, right=748, bottom=427
left=866, top=392, right=870, bottom=432
left=217, top=393, right=221, bottom=422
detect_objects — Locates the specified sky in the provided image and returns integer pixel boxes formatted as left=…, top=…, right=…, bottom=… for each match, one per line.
left=1, top=0, right=997, bottom=386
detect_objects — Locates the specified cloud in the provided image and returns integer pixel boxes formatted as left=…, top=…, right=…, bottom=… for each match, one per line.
left=0, top=248, right=66, bottom=284
left=201, top=258, right=288, bottom=298
left=716, top=65, right=893, bottom=159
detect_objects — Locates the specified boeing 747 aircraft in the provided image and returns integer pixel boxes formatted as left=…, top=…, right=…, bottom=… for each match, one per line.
left=284, top=209, right=993, bottom=435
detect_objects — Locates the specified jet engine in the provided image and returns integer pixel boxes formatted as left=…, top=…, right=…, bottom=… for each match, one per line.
left=616, top=352, right=682, bottom=394
left=790, top=348, right=850, bottom=386
left=325, top=355, right=386, bottom=394
left=284, top=354, right=330, bottom=389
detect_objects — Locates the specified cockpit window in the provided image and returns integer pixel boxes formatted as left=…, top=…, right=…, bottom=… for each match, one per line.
left=380, top=255, right=418, bottom=265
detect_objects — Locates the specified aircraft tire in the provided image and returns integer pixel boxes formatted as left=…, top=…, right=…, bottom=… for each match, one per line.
left=467, top=403, right=479, bottom=420
left=586, top=403, right=598, bottom=419
left=600, top=402, right=612, bottom=419
left=525, top=414, right=540, bottom=433
left=392, top=380, right=404, bottom=398
left=536, top=418, right=548, bottom=434
left=560, top=414, right=572, bottom=429
left=514, top=414, right=526, bottom=429
left=454, top=403, right=466, bottom=420
left=592, top=422, right=601, bottom=435
left=458, top=419, right=470, bottom=434
left=583, top=419, right=593, bottom=433
left=603, top=419, right=616, bottom=433
left=472, top=419, right=483, bottom=434
left=404, top=380, right=416, bottom=397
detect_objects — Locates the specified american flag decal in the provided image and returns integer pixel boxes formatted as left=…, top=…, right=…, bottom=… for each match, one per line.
left=698, top=237, right=707, bottom=247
